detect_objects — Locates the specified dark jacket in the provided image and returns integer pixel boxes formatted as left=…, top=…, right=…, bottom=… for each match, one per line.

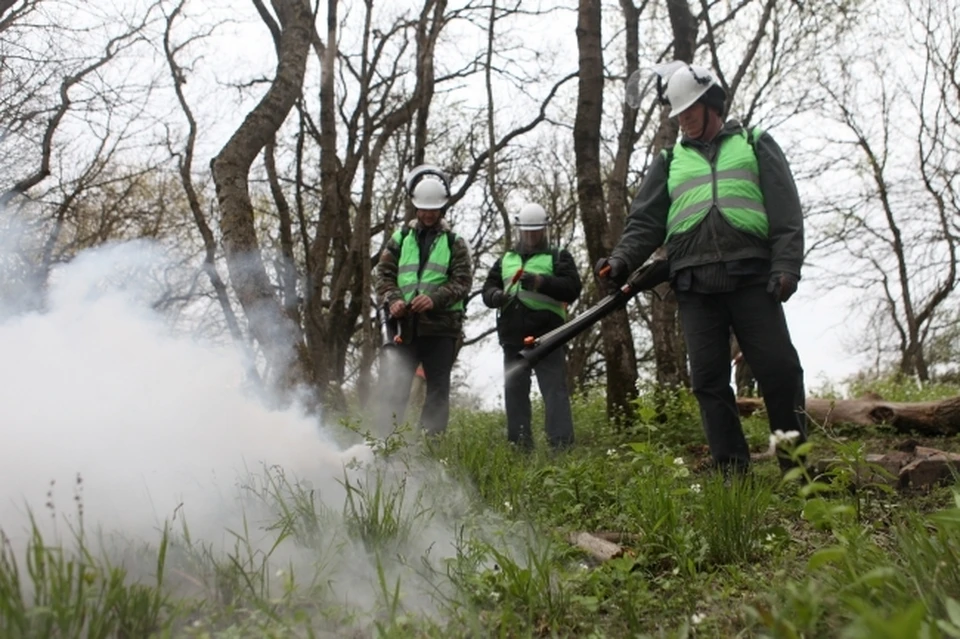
left=375, top=218, right=473, bottom=339
left=482, top=241, right=582, bottom=346
left=611, top=120, right=804, bottom=289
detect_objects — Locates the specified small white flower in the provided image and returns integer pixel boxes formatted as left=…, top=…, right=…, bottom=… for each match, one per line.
left=607, top=448, right=617, bottom=457
left=673, top=457, right=685, bottom=466
left=690, top=483, right=702, bottom=494
left=503, top=501, right=513, bottom=511
left=765, top=533, right=775, bottom=542
left=691, top=612, right=706, bottom=625
left=275, top=569, right=285, bottom=578
left=771, top=429, right=801, bottom=446
left=439, top=458, right=448, bottom=466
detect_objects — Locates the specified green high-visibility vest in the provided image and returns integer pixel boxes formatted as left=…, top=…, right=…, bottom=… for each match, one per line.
left=393, top=229, right=464, bottom=310
left=665, top=129, right=768, bottom=240
left=501, top=251, right=566, bottom=320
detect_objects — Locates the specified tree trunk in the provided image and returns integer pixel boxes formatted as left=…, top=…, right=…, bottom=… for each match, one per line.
left=900, top=339, right=931, bottom=382
left=302, top=0, right=351, bottom=409
left=645, top=0, right=699, bottom=392
left=210, top=0, right=314, bottom=394
left=737, top=395, right=960, bottom=437
left=574, top=0, right=638, bottom=421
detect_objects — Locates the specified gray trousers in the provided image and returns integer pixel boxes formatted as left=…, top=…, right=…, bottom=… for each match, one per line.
left=502, top=344, right=575, bottom=450
left=676, top=284, right=807, bottom=472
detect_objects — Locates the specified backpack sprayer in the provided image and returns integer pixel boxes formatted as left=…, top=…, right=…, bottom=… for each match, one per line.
left=512, top=258, right=670, bottom=372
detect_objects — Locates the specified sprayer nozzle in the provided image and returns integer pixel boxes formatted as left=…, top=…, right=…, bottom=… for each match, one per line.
left=504, top=357, right=530, bottom=381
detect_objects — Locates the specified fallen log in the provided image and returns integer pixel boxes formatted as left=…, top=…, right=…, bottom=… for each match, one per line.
left=814, top=443, right=960, bottom=489
left=737, top=395, right=960, bottom=436
left=567, top=532, right=624, bottom=562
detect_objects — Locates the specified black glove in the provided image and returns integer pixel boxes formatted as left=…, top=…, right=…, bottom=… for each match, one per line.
left=488, top=289, right=507, bottom=308
left=631, top=258, right=671, bottom=291
left=519, top=272, right=541, bottom=291
left=594, top=256, right=629, bottom=290
left=767, top=272, right=798, bottom=302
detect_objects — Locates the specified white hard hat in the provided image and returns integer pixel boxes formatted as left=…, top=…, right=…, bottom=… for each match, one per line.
left=404, top=164, right=450, bottom=196
left=410, top=177, right=448, bottom=210
left=516, top=203, right=548, bottom=230
left=657, top=63, right=719, bottom=117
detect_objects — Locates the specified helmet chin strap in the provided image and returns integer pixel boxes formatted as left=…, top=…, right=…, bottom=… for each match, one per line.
left=695, top=106, right=723, bottom=141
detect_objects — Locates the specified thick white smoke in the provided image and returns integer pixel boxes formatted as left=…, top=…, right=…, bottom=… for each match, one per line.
left=0, top=238, right=498, bottom=626
left=0, top=242, right=363, bottom=532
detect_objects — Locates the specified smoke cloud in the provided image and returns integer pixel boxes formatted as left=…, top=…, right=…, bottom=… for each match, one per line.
left=0, top=238, right=501, bottom=628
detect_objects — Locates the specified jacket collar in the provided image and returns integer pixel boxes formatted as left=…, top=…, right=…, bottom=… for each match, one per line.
left=680, top=119, right=745, bottom=148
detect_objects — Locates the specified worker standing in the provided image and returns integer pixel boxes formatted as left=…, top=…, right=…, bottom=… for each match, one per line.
left=375, top=166, right=473, bottom=436
left=482, top=203, right=582, bottom=451
left=596, top=62, right=807, bottom=476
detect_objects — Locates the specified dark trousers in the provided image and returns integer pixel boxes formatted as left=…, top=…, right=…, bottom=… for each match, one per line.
left=676, top=284, right=806, bottom=472
left=503, top=344, right=575, bottom=450
left=379, top=335, right=456, bottom=435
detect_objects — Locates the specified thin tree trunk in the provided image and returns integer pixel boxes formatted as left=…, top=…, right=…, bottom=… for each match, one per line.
left=575, top=0, right=638, bottom=421
left=303, top=0, right=345, bottom=407
left=264, top=139, right=302, bottom=326
left=647, top=0, right=698, bottom=392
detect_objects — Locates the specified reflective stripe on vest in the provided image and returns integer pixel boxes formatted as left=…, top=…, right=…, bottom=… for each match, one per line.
left=665, top=129, right=768, bottom=239
left=393, top=229, right=464, bottom=311
left=501, top=251, right=566, bottom=320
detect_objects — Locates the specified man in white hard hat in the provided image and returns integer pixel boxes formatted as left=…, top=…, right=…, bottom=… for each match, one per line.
left=482, top=202, right=582, bottom=451
left=596, top=62, right=807, bottom=478
left=375, top=165, right=473, bottom=436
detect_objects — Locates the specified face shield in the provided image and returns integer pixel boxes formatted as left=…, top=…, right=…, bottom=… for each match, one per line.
left=625, top=60, right=696, bottom=112
left=513, top=203, right=550, bottom=251
left=513, top=226, right=550, bottom=252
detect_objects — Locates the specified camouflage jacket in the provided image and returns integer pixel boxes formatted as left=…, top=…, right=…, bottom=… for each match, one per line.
left=375, top=218, right=473, bottom=339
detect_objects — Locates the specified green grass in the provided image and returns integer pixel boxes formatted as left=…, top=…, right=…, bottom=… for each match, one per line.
left=4, top=381, right=960, bottom=637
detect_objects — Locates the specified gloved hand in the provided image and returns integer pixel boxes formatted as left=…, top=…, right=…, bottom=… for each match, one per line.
left=767, top=272, right=798, bottom=302
left=594, top=256, right=629, bottom=291
left=488, top=289, right=507, bottom=308
left=409, top=294, right=434, bottom=313
left=519, top=272, right=542, bottom=291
